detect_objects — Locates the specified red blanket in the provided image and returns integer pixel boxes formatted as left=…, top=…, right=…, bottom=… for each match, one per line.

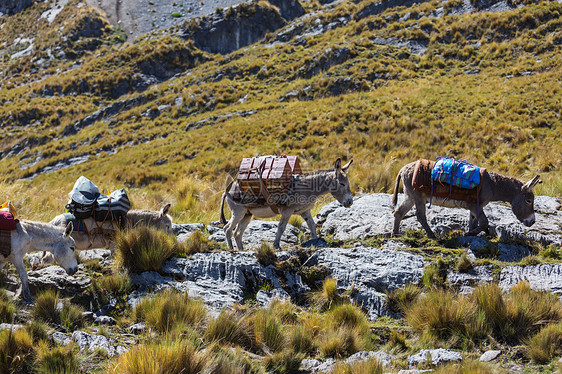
left=0, top=211, right=18, bottom=231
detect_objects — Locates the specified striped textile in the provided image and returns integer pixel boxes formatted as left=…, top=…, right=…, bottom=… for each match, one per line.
left=0, top=230, right=11, bottom=257
left=431, top=157, right=481, bottom=189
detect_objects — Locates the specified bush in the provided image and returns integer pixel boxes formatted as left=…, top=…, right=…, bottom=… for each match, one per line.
left=116, top=225, right=177, bottom=272
left=35, top=342, right=80, bottom=374
left=332, top=358, right=383, bottom=374
left=204, top=310, right=252, bottom=349
left=0, top=329, right=35, bottom=374
left=255, top=242, right=277, bottom=267
left=134, top=289, right=207, bottom=333
left=527, top=323, right=562, bottom=363
left=32, top=289, right=59, bottom=324
left=109, top=339, right=207, bottom=374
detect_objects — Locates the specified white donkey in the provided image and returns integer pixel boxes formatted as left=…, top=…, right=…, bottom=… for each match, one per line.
left=2, top=220, right=77, bottom=302
left=220, top=158, right=353, bottom=250
left=50, top=204, right=173, bottom=251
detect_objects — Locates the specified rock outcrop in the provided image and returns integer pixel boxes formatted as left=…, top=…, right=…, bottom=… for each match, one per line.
left=26, top=266, right=91, bottom=297
left=208, top=219, right=300, bottom=249
left=181, top=2, right=286, bottom=54
left=318, top=194, right=562, bottom=245
left=499, top=264, right=562, bottom=296
left=0, top=0, right=32, bottom=15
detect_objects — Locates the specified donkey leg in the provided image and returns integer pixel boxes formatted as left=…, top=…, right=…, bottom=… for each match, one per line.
left=224, top=213, right=243, bottom=250
left=13, top=256, right=32, bottom=302
left=467, top=206, right=488, bottom=236
left=274, top=211, right=292, bottom=249
left=414, top=201, right=436, bottom=238
left=233, top=213, right=253, bottom=251
left=393, top=196, right=414, bottom=236
left=301, top=211, right=317, bottom=240
left=468, top=211, right=478, bottom=233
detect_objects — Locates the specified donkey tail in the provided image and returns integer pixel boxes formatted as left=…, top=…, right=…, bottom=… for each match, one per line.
left=220, top=180, right=234, bottom=225
left=391, top=172, right=402, bottom=211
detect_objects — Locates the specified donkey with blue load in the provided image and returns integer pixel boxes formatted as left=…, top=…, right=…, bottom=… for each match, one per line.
left=392, top=158, right=541, bottom=238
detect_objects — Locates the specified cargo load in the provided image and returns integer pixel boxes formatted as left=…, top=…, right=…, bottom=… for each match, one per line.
left=237, top=155, right=302, bottom=197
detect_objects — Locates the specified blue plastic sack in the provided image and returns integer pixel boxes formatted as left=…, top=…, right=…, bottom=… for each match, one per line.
left=431, top=158, right=481, bottom=189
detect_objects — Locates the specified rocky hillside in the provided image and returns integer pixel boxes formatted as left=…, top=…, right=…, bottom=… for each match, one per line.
left=0, top=0, right=561, bottom=371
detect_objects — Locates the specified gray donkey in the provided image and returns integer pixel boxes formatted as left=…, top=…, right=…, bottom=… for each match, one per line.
left=220, top=158, right=353, bottom=250
left=391, top=160, right=541, bottom=238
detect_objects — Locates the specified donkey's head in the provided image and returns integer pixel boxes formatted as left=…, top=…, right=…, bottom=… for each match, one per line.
left=330, top=158, right=354, bottom=208
left=155, top=203, right=173, bottom=234
left=52, top=222, right=79, bottom=276
left=511, top=175, right=541, bottom=227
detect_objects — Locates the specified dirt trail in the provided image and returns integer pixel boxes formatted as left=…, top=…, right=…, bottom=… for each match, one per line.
left=85, top=0, right=247, bottom=41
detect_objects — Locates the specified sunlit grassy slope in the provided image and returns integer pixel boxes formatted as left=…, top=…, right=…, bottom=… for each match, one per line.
left=1, top=0, right=560, bottom=222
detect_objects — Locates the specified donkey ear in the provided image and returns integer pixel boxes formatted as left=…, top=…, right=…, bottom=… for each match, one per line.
left=64, top=222, right=73, bottom=237
left=342, top=160, right=353, bottom=173
left=160, top=203, right=171, bottom=217
left=522, top=175, right=541, bottom=192
left=334, top=158, right=342, bottom=171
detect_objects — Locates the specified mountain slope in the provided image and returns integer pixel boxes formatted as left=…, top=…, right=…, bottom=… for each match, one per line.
left=0, top=0, right=560, bottom=221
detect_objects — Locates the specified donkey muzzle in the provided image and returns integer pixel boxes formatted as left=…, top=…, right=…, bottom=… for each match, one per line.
left=66, top=266, right=78, bottom=276
left=342, top=197, right=353, bottom=208
left=523, top=215, right=535, bottom=227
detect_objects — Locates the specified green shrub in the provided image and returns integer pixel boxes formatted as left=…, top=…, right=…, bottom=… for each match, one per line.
left=134, top=289, right=207, bottom=333
left=255, top=242, right=278, bottom=267
left=332, top=358, right=383, bottom=374
left=116, top=225, right=177, bottom=272
left=35, top=342, right=80, bottom=374
left=0, top=329, right=35, bottom=374
left=32, top=289, right=59, bottom=324
left=527, top=322, right=562, bottom=363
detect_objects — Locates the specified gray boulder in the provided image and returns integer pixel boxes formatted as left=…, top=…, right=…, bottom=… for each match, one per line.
left=499, top=264, right=562, bottom=296
left=52, top=332, right=71, bottom=346
left=408, top=349, right=462, bottom=367
left=346, top=351, right=394, bottom=367
left=209, top=220, right=300, bottom=249
left=318, top=194, right=562, bottom=245
left=78, top=249, right=112, bottom=264
left=447, top=266, right=493, bottom=294
left=72, top=331, right=127, bottom=357
left=480, top=350, right=501, bottom=362
left=314, top=246, right=426, bottom=319
left=27, top=266, right=91, bottom=297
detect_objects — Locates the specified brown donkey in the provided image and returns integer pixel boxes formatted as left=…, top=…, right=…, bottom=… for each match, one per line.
left=391, top=160, right=541, bottom=238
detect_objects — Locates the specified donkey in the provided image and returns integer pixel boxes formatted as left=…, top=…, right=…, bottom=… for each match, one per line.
left=391, top=160, right=541, bottom=238
left=220, top=158, right=353, bottom=250
left=50, top=203, right=173, bottom=251
left=1, top=220, right=77, bottom=302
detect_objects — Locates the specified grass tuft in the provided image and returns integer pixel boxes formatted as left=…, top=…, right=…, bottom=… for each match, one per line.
left=386, top=284, right=422, bottom=316
left=249, top=309, right=286, bottom=353
left=116, top=225, right=177, bottom=273
left=255, top=242, right=278, bottom=267
left=263, top=349, right=303, bottom=374
left=456, top=252, right=473, bottom=273
left=527, top=322, right=562, bottom=364
left=134, top=289, right=207, bottom=333
left=204, top=310, right=252, bottom=349
left=0, top=329, right=35, bottom=374
left=332, top=358, right=383, bottom=374
left=32, top=289, right=60, bottom=324
left=0, top=290, right=16, bottom=323
left=35, top=342, right=80, bottom=374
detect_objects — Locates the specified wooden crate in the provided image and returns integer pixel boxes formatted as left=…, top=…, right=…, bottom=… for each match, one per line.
left=237, top=156, right=300, bottom=196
